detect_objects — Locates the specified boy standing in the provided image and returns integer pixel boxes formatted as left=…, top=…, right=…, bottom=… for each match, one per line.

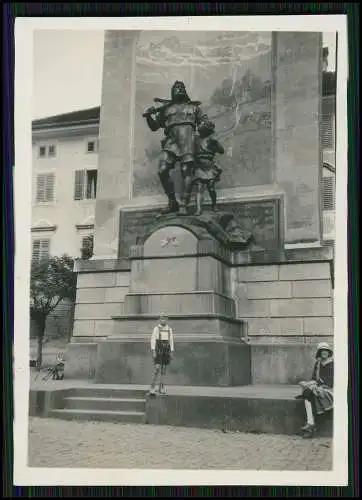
left=149, top=313, right=174, bottom=395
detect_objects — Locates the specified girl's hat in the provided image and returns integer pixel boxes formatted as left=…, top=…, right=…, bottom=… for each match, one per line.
left=316, top=342, right=333, bottom=358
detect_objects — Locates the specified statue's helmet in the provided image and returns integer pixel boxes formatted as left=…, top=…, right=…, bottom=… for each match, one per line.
left=171, top=80, right=190, bottom=101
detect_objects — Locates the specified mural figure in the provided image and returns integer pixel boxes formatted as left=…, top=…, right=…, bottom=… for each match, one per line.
left=143, top=80, right=208, bottom=215
left=193, top=118, right=225, bottom=215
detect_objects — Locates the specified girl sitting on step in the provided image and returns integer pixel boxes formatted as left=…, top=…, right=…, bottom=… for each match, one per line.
left=297, top=342, right=334, bottom=439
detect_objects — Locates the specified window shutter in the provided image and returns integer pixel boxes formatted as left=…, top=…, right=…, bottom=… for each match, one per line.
left=36, top=175, right=46, bottom=202
left=40, top=239, right=50, bottom=260
left=32, top=239, right=50, bottom=263
left=322, top=177, right=335, bottom=211
left=321, top=112, right=334, bottom=150
left=74, top=170, right=85, bottom=200
left=32, top=240, right=41, bottom=262
left=45, top=173, right=55, bottom=202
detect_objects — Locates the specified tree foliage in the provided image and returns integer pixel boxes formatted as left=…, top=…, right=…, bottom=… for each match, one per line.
left=30, top=255, right=76, bottom=368
left=30, top=254, right=76, bottom=319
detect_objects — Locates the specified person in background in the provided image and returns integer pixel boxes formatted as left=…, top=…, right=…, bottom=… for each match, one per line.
left=149, top=313, right=174, bottom=396
left=298, top=342, right=334, bottom=438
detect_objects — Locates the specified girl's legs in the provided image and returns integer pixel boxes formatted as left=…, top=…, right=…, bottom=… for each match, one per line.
left=301, top=388, right=316, bottom=437
left=304, top=400, right=315, bottom=426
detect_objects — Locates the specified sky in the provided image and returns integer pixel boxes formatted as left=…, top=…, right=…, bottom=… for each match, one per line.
left=32, top=30, right=336, bottom=120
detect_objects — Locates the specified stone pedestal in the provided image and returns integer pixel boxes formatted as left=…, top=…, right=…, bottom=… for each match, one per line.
left=94, top=220, right=251, bottom=386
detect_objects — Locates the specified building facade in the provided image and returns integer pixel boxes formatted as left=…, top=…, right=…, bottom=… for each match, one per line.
left=31, top=108, right=100, bottom=262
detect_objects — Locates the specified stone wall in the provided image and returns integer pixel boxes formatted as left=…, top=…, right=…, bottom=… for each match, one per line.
left=73, top=269, right=130, bottom=340
left=234, top=260, right=333, bottom=384
left=235, top=261, right=333, bottom=343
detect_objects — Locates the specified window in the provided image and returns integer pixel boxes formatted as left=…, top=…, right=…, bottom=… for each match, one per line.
left=81, top=235, right=94, bottom=260
left=38, top=145, right=57, bottom=158
left=321, top=112, right=335, bottom=150
left=32, top=239, right=50, bottom=263
left=322, top=176, right=335, bottom=211
left=36, top=173, right=55, bottom=203
left=86, top=139, right=99, bottom=154
left=74, top=170, right=97, bottom=200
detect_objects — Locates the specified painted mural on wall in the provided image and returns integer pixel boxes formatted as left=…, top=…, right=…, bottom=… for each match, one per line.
left=132, top=31, right=273, bottom=197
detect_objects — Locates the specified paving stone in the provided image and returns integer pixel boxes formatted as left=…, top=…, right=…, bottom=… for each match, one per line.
left=28, top=417, right=332, bottom=470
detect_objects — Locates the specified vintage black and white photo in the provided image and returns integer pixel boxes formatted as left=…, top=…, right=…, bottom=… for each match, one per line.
left=13, top=15, right=348, bottom=486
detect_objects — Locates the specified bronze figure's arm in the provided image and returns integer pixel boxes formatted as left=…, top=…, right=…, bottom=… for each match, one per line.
left=142, top=106, right=164, bottom=132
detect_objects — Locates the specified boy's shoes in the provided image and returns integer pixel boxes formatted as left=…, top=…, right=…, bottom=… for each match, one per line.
left=148, top=387, right=157, bottom=397
left=158, top=385, right=166, bottom=395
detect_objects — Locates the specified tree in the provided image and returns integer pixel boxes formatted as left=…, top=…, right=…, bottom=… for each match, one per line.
left=30, top=254, right=76, bottom=370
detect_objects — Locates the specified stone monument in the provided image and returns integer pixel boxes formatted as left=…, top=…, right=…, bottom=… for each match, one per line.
left=66, top=31, right=334, bottom=386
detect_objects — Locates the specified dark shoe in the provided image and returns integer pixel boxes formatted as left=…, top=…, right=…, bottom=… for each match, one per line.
left=158, top=385, right=166, bottom=395
left=301, top=424, right=316, bottom=438
left=148, top=387, right=157, bottom=397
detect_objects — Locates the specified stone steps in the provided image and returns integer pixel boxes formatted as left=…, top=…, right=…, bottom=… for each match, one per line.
left=48, top=387, right=148, bottom=423
left=49, top=408, right=145, bottom=424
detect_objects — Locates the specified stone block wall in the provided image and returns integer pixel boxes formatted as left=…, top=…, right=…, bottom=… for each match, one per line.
left=72, top=269, right=130, bottom=340
left=235, top=261, right=333, bottom=344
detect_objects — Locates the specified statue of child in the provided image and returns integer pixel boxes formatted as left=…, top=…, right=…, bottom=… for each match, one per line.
left=193, top=119, right=224, bottom=216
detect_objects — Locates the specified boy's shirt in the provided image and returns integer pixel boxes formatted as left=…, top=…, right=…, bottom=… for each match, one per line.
left=151, top=323, right=174, bottom=352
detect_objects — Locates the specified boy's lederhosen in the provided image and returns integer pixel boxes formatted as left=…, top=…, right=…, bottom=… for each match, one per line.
left=154, top=325, right=171, bottom=366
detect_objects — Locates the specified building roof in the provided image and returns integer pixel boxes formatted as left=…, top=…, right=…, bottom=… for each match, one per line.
left=32, top=106, right=100, bottom=131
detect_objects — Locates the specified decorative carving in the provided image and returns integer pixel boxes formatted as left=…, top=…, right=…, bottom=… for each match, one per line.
left=138, top=211, right=255, bottom=250
left=160, top=236, right=180, bottom=248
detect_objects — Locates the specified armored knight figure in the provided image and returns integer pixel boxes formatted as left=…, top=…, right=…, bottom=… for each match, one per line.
left=143, top=81, right=207, bottom=215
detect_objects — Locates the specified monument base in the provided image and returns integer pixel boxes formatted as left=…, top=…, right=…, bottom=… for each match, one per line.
left=64, top=339, right=333, bottom=385
left=94, top=338, right=251, bottom=386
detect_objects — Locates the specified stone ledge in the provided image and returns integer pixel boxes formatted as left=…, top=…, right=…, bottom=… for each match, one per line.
left=112, top=313, right=246, bottom=325
left=234, top=243, right=334, bottom=266
left=123, top=291, right=236, bottom=317
left=29, top=385, right=333, bottom=437
left=74, top=258, right=131, bottom=273
left=146, top=391, right=333, bottom=437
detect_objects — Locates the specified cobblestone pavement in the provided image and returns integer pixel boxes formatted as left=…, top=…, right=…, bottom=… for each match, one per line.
left=28, top=418, right=332, bottom=470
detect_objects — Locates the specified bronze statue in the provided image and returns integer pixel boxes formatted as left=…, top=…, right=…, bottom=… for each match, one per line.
left=143, top=81, right=207, bottom=215
left=193, top=118, right=224, bottom=216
